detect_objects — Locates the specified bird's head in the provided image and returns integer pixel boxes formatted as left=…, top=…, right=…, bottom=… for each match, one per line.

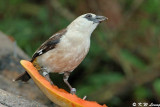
left=67, top=13, right=107, bottom=35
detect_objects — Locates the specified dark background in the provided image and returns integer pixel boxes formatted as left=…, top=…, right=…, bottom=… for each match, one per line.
left=0, top=0, right=160, bottom=107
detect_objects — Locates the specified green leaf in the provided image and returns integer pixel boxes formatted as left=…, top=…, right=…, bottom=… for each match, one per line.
left=120, top=49, right=147, bottom=70
left=134, top=86, right=151, bottom=100
left=153, top=79, right=160, bottom=96
left=77, top=72, right=124, bottom=97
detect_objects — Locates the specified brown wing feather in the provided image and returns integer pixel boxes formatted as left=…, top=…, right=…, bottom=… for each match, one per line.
left=31, top=29, right=67, bottom=62
left=15, top=29, right=67, bottom=82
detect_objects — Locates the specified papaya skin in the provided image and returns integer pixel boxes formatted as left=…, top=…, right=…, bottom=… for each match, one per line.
left=20, top=60, right=107, bottom=107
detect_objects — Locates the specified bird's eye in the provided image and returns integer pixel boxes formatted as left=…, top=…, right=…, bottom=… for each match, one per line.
left=86, top=14, right=92, bottom=18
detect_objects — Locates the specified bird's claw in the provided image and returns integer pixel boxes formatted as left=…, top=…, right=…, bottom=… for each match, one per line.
left=70, top=88, right=76, bottom=94
left=83, top=96, right=87, bottom=100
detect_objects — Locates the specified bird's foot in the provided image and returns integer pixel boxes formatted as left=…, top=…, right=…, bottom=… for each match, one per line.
left=43, top=71, right=54, bottom=85
left=70, top=88, right=76, bottom=94
left=48, top=78, right=54, bottom=85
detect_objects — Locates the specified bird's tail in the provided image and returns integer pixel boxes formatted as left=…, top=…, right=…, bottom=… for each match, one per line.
left=14, top=71, right=31, bottom=82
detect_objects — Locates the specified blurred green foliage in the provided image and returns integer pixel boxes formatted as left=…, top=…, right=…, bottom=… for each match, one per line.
left=0, top=0, right=160, bottom=107
left=0, top=0, right=70, bottom=56
left=134, top=86, right=152, bottom=101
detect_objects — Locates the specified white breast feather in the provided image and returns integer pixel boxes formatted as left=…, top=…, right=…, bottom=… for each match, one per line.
left=36, top=29, right=91, bottom=73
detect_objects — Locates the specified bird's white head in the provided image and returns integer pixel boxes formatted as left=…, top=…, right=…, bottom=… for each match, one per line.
left=67, top=13, right=107, bottom=36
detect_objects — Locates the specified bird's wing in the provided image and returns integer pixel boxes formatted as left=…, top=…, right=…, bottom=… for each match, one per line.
left=31, top=29, right=67, bottom=62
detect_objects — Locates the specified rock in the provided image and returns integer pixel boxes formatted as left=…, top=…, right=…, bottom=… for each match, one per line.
left=0, top=31, right=53, bottom=106
left=0, top=89, right=47, bottom=107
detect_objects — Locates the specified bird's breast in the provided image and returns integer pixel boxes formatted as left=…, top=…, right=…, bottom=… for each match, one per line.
left=36, top=34, right=90, bottom=73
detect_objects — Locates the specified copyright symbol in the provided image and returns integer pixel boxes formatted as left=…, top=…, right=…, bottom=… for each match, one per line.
left=133, top=102, right=136, bottom=106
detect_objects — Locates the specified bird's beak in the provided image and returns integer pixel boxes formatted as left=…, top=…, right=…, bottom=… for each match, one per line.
left=94, top=15, right=108, bottom=23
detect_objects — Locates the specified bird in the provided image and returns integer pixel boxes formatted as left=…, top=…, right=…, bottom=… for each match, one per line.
left=15, top=13, right=107, bottom=94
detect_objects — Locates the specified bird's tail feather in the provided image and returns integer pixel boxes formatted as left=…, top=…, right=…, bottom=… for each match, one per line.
left=14, top=71, right=31, bottom=82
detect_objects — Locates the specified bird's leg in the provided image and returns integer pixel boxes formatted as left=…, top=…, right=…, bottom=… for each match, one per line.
left=41, top=68, right=54, bottom=85
left=63, top=72, right=76, bottom=94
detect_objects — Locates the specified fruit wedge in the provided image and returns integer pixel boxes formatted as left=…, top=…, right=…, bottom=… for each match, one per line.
left=20, top=60, right=107, bottom=107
